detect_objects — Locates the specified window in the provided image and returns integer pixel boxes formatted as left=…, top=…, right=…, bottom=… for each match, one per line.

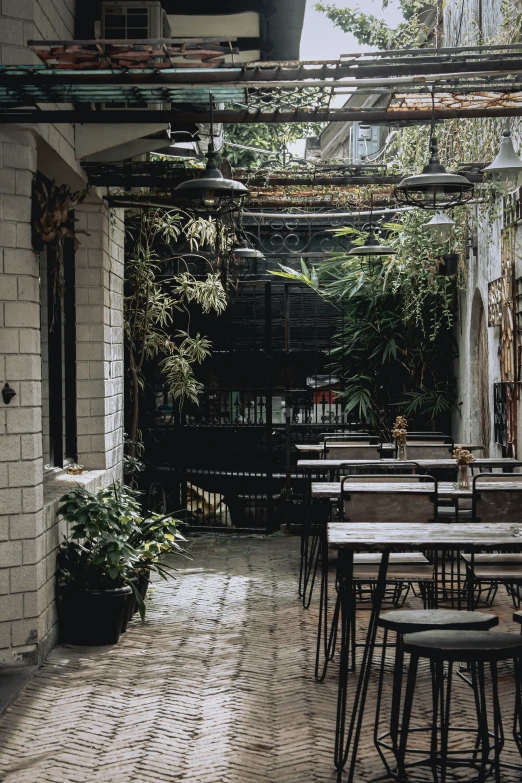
left=40, top=237, right=77, bottom=470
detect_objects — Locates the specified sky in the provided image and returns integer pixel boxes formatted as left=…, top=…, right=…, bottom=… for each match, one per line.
left=289, top=1, right=405, bottom=156
left=299, top=0, right=405, bottom=60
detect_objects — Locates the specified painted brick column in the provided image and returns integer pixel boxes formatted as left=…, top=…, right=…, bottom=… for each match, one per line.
left=0, top=127, right=43, bottom=665
left=75, top=204, right=125, bottom=479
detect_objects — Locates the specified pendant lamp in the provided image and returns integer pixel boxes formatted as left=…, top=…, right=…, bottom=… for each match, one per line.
left=424, top=211, right=455, bottom=243
left=396, top=90, right=473, bottom=209
left=483, top=120, right=522, bottom=197
left=175, top=99, right=248, bottom=209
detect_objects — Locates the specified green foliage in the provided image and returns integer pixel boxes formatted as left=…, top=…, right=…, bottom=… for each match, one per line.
left=57, top=484, right=187, bottom=616
left=125, top=208, right=228, bottom=461
left=223, top=123, right=324, bottom=169
left=272, top=209, right=462, bottom=431
left=315, top=1, right=433, bottom=50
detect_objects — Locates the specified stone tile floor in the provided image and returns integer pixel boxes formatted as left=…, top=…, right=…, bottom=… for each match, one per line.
left=0, top=536, right=520, bottom=783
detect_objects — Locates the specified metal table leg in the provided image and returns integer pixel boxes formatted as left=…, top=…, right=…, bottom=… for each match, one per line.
left=333, top=549, right=391, bottom=780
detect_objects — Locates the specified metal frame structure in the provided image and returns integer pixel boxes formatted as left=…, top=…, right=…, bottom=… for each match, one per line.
left=4, top=42, right=522, bottom=124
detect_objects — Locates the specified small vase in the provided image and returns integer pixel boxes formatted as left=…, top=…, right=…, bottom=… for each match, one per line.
left=397, top=443, right=407, bottom=460
left=457, top=464, right=471, bottom=490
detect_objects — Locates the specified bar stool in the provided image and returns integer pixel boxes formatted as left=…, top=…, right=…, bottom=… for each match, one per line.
left=375, top=610, right=499, bottom=778
left=397, top=630, right=522, bottom=783
left=514, top=611, right=522, bottom=634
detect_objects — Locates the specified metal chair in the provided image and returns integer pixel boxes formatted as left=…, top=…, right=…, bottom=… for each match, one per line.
left=396, top=630, right=522, bottom=783
left=336, top=478, right=438, bottom=670
left=375, top=611, right=499, bottom=780
left=461, top=476, right=522, bottom=607
left=341, top=475, right=438, bottom=524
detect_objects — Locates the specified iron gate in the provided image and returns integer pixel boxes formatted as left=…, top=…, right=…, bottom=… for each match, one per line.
left=140, top=213, right=358, bottom=532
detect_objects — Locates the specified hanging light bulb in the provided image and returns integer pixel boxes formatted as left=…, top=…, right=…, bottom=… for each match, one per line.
left=425, top=211, right=456, bottom=243
left=175, top=97, right=249, bottom=209
left=483, top=120, right=522, bottom=197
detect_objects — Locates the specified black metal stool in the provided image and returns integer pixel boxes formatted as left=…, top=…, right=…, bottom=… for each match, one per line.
left=375, top=610, right=499, bottom=779
left=396, top=630, right=522, bottom=783
left=514, top=611, right=522, bottom=634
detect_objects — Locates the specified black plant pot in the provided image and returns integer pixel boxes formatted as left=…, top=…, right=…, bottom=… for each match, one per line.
left=58, top=585, right=132, bottom=646
left=439, top=253, right=459, bottom=276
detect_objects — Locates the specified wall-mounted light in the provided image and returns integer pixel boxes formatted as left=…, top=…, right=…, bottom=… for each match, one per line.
left=2, top=383, right=16, bottom=404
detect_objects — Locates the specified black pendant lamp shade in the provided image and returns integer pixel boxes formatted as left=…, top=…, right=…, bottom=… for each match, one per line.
left=175, top=150, right=249, bottom=208
left=396, top=137, right=474, bottom=209
left=175, top=96, right=248, bottom=209
left=346, top=231, right=396, bottom=257
left=232, top=237, right=265, bottom=259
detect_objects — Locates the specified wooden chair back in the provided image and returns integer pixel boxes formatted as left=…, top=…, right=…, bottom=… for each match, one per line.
left=320, top=432, right=371, bottom=442
left=403, top=443, right=453, bottom=460
left=406, top=432, right=452, bottom=442
left=322, top=435, right=377, bottom=446
left=324, top=444, right=381, bottom=461
left=341, top=477, right=437, bottom=523
left=342, top=474, right=421, bottom=483
left=472, top=475, right=522, bottom=523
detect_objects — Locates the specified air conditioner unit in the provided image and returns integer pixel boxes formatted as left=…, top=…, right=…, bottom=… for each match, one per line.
left=100, top=1, right=171, bottom=111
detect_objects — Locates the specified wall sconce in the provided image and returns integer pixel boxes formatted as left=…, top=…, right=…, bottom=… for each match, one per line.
left=2, top=383, right=16, bottom=404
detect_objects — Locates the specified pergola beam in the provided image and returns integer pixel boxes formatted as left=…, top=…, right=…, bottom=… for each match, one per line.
left=3, top=106, right=522, bottom=124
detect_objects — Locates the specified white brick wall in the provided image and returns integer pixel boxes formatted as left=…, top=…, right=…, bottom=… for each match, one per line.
left=0, top=127, right=43, bottom=665
left=0, top=1, right=126, bottom=666
left=75, top=205, right=125, bottom=474
left=0, top=0, right=83, bottom=184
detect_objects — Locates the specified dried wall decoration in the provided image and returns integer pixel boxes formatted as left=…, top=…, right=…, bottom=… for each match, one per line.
left=32, top=173, right=89, bottom=325
left=488, top=277, right=503, bottom=327
left=500, top=227, right=516, bottom=383
left=32, top=174, right=89, bottom=249
left=515, top=276, right=522, bottom=382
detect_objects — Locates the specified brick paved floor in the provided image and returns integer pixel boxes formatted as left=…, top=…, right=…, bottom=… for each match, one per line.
left=0, top=536, right=521, bottom=783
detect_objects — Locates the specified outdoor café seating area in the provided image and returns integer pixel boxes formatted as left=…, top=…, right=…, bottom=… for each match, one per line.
left=294, top=426, right=522, bottom=782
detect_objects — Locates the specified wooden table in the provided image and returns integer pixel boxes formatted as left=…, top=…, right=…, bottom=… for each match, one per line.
left=311, top=480, right=522, bottom=499
left=296, top=443, right=485, bottom=453
left=295, top=443, right=394, bottom=452
left=298, top=460, right=522, bottom=603
left=299, top=458, right=522, bottom=471
left=327, top=522, right=522, bottom=782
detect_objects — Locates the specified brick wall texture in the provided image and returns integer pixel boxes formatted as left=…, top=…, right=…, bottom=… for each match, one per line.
left=0, top=3, right=125, bottom=665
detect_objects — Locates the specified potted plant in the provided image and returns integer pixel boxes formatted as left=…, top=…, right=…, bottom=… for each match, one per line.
left=57, top=484, right=187, bottom=645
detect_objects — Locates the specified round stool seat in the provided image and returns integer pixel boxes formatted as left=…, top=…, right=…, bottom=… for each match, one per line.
left=378, top=608, right=498, bottom=634
left=403, top=629, right=522, bottom=662
left=514, top=610, right=522, bottom=626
